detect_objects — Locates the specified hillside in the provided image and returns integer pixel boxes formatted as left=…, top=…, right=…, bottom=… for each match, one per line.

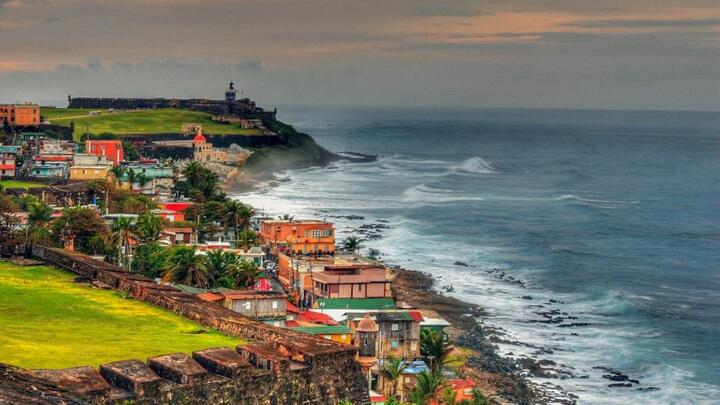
left=41, top=108, right=261, bottom=140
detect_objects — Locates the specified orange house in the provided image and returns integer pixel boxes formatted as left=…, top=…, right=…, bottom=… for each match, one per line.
left=85, top=140, right=124, bottom=166
left=259, top=219, right=335, bottom=256
left=0, top=104, right=40, bottom=126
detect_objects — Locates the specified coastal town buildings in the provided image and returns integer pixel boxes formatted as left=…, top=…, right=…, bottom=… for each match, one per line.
left=309, top=264, right=393, bottom=303
left=210, top=290, right=288, bottom=326
left=0, top=103, right=40, bottom=126
left=192, top=129, right=252, bottom=164
left=348, top=311, right=424, bottom=359
left=0, top=146, right=20, bottom=177
left=86, top=140, right=123, bottom=165
left=260, top=219, right=335, bottom=256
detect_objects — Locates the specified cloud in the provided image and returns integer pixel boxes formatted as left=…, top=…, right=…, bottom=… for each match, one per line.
left=565, top=17, right=720, bottom=28
left=236, top=60, right=263, bottom=72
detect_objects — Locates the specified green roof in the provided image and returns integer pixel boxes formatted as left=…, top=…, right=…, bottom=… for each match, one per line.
left=314, top=298, right=396, bottom=310
left=292, top=325, right=352, bottom=335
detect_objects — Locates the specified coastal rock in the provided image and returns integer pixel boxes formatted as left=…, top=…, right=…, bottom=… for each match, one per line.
left=454, top=261, right=469, bottom=267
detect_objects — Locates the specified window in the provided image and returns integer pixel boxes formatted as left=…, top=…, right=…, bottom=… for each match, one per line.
left=411, top=341, right=417, bottom=351
left=341, top=335, right=347, bottom=340
left=391, top=340, right=399, bottom=349
left=357, top=284, right=363, bottom=291
left=271, top=301, right=278, bottom=309
left=391, top=323, right=399, bottom=331
left=324, top=335, right=331, bottom=340
left=243, top=301, right=252, bottom=310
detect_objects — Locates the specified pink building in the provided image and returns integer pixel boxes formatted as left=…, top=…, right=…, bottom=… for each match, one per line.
left=309, top=265, right=392, bottom=302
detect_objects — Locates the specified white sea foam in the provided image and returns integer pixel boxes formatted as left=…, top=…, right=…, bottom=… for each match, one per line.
left=450, top=156, right=497, bottom=174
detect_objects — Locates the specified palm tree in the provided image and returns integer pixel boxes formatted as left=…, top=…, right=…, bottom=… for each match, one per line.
left=382, top=356, right=407, bottom=400
left=162, top=246, right=208, bottom=287
left=411, top=369, right=446, bottom=405
left=110, top=217, right=135, bottom=269
left=135, top=211, right=164, bottom=245
left=458, top=390, right=494, bottom=405
left=231, top=259, right=261, bottom=289
left=205, top=249, right=238, bottom=288
left=342, top=236, right=362, bottom=254
left=439, top=386, right=457, bottom=405
left=420, top=329, right=454, bottom=371
left=110, top=166, right=125, bottom=186
left=126, top=168, right=137, bottom=190
left=28, top=201, right=52, bottom=226
left=236, top=229, right=258, bottom=250
left=136, top=173, right=149, bottom=191
left=223, top=200, right=243, bottom=241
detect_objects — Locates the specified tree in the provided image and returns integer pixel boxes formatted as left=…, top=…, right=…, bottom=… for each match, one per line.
left=52, top=207, right=110, bottom=254
left=420, top=329, right=454, bottom=371
left=411, top=369, right=446, bottom=405
left=136, top=173, right=149, bottom=191
left=28, top=201, right=52, bottom=227
left=232, top=259, right=261, bottom=289
left=223, top=200, right=254, bottom=241
left=205, top=249, right=238, bottom=288
left=126, top=168, right=137, bottom=189
left=342, top=236, right=362, bottom=253
left=122, top=140, right=140, bottom=161
left=162, top=245, right=208, bottom=287
left=383, top=356, right=407, bottom=399
left=439, top=386, right=457, bottom=405
left=177, top=161, right=219, bottom=201
left=135, top=211, right=164, bottom=245
left=110, top=166, right=125, bottom=186
left=133, top=242, right=171, bottom=279
left=110, top=217, right=135, bottom=269
left=236, top=229, right=258, bottom=250
left=458, top=390, right=494, bottom=405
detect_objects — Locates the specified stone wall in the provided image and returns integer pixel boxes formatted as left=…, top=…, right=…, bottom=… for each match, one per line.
left=22, top=246, right=370, bottom=405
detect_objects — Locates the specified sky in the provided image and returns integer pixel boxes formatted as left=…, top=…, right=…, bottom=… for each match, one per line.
left=0, top=0, right=718, bottom=110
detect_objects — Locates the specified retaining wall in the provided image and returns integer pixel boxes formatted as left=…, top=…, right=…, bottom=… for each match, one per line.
left=19, top=246, right=370, bottom=404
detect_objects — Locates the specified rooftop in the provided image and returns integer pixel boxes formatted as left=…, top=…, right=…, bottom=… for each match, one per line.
left=291, top=325, right=352, bottom=335
left=314, top=298, right=396, bottom=310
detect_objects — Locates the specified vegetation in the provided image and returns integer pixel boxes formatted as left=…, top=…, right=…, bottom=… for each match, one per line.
left=41, top=108, right=261, bottom=141
left=176, top=161, right=221, bottom=201
left=382, top=356, right=407, bottom=399
left=420, top=329, right=454, bottom=371
left=51, top=207, right=110, bottom=255
left=342, top=236, right=362, bottom=253
left=0, top=262, right=240, bottom=369
left=162, top=245, right=209, bottom=288
left=0, top=180, right=46, bottom=190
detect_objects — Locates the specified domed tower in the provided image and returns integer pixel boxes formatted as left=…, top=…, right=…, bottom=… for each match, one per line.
left=354, top=314, right=379, bottom=391
left=193, top=128, right=211, bottom=161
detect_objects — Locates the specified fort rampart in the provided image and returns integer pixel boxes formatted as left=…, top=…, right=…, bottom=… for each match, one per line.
left=2, top=246, right=371, bottom=404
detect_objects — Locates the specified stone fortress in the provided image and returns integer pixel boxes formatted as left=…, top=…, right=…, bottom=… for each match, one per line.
left=0, top=246, right=371, bottom=404
left=68, top=82, right=277, bottom=120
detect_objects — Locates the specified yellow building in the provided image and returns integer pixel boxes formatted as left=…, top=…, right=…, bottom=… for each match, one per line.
left=69, top=165, right=112, bottom=181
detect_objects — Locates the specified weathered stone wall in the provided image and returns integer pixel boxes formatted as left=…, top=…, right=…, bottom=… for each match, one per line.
left=24, top=246, right=370, bottom=405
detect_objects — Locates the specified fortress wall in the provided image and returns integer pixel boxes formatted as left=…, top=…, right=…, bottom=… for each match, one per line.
left=28, top=245, right=370, bottom=405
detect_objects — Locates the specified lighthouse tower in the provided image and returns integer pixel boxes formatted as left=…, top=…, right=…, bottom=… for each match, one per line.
left=225, top=81, right=237, bottom=102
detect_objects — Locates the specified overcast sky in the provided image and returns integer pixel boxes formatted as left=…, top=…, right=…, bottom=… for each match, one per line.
left=0, top=0, right=718, bottom=110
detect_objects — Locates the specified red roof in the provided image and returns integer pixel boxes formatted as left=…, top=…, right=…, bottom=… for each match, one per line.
left=299, top=310, right=338, bottom=326
left=254, top=278, right=272, bottom=291
left=0, top=164, right=15, bottom=170
left=197, top=292, right=224, bottom=303
left=34, top=155, right=71, bottom=162
left=193, top=129, right=206, bottom=143
left=161, top=202, right=194, bottom=212
left=286, top=302, right=337, bottom=325
left=449, top=379, right=475, bottom=390
left=409, top=310, right=424, bottom=322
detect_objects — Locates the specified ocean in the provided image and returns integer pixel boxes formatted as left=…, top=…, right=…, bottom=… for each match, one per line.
left=235, top=106, right=720, bottom=404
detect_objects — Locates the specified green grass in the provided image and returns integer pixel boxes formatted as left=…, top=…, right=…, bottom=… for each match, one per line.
left=0, top=262, right=242, bottom=369
left=41, top=108, right=262, bottom=141
left=0, top=180, right=47, bottom=190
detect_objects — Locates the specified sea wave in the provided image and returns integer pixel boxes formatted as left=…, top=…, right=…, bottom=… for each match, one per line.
left=450, top=156, right=497, bottom=174
left=401, top=183, right=485, bottom=204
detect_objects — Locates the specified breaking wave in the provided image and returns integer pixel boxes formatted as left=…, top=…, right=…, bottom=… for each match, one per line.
left=450, top=156, right=496, bottom=174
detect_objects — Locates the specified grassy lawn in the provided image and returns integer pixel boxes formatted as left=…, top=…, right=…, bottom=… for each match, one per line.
left=0, top=262, right=241, bottom=369
left=0, top=180, right=47, bottom=190
left=41, top=108, right=262, bottom=141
